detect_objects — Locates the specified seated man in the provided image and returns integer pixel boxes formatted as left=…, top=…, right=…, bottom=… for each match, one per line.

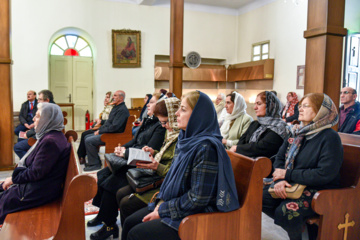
left=83, top=90, right=129, bottom=171
left=14, top=90, right=55, bottom=159
left=14, top=90, right=37, bottom=139
left=338, top=87, right=360, bottom=133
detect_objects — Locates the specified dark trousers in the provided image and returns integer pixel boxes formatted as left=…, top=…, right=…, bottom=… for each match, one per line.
left=92, top=186, right=119, bottom=226
left=122, top=207, right=180, bottom=240
left=116, top=185, right=147, bottom=226
left=14, top=139, right=31, bottom=159
left=262, top=185, right=318, bottom=240
left=14, top=124, right=28, bottom=137
left=77, top=129, right=95, bottom=158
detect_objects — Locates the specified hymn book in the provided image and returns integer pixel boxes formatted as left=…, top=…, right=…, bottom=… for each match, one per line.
left=127, top=148, right=152, bottom=166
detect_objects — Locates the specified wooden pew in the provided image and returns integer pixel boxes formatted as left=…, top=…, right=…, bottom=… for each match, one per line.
left=178, top=151, right=272, bottom=240
left=0, top=132, right=97, bottom=240
left=308, top=132, right=360, bottom=240
left=100, top=115, right=135, bottom=153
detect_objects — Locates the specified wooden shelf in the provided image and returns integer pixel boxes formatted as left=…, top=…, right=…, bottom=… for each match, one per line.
left=227, top=59, right=274, bottom=82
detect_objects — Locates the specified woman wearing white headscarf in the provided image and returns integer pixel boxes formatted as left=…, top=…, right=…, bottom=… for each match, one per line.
left=220, top=92, right=253, bottom=149
left=215, top=93, right=226, bottom=127
left=0, top=103, right=71, bottom=224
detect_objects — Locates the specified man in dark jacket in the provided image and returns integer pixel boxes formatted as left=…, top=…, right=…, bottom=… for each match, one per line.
left=14, top=90, right=55, bottom=158
left=14, top=90, right=38, bottom=139
left=338, top=87, right=360, bottom=133
left=84, top=90, right=130, bottom=171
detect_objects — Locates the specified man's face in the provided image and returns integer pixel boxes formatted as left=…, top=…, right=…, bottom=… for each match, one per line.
left=27, top=91, right=36, bottom=101
left=112, top=91, right=124, bottom=105
left=38, top=93, right=49, bottom=103
left=340, top=87, right=357, bottom=105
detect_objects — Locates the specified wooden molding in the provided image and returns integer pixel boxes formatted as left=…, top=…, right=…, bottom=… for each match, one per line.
left=227, top=59, right=274, bottom=82
left=304, top=26, right=347, bottom=39
left=0, top=58, right=11, bottom=64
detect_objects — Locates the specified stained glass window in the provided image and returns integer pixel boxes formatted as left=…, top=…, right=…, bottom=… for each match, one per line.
left=50, top=35, right=92, bottom=57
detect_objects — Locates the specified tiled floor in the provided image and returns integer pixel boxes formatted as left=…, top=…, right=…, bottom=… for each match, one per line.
left=1, top=142, right=294, bottom=240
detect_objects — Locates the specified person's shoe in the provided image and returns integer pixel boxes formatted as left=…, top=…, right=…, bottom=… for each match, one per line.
left=79, top=157, right=86, bottom=165
left=83, top=164, right=102, bottom=172
left=87, top=216, right=103, bottom=227
left=90, top=223, right=119, bottom=240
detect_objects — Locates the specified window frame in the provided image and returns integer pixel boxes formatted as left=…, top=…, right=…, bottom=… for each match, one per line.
left=252, top=41, right=270, bottom=61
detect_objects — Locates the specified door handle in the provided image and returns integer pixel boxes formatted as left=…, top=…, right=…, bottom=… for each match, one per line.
left=66, top=93, right=72, bottom=103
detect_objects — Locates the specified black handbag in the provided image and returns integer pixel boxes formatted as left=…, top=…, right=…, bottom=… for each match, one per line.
left=104, top=153, right=127, bottom=175
left=126, top=168, right=164, bottom=194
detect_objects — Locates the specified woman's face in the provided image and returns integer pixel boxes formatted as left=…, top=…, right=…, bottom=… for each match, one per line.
left=104, top=94, right=111, bottom=106
left=144, top=95, right=149, bottom=104
left=225, top=96, right=234, bottom=114
left=33, top=110, right=41, bottom=129
left=287, top=93, right=294, bottom=102
left=158, top=115, right=172, bottom=131
left=215, top=94, right=223, bottom=105
left=254, top=96, right=266, bottom=117
left=147, top=96, right=157, bottom=116
left=176, top=98, right=193, bottom=131
left=298, top=97, right=317, bottom=125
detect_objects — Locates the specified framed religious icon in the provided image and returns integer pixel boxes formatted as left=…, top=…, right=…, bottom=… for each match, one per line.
left=296, top=65, right=305, bottom=89
left=112, top=29, right=141, bottom=68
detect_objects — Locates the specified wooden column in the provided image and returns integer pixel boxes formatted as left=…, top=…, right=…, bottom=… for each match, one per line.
left=0, top=0, right=14, bottom=169
left=304, top=0, right=347, bottom=109
left=169, top=0, right=184, bottom=98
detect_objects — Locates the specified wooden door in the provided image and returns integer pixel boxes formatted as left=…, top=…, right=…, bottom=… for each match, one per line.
left=344, top=34, right=360, bottom=101
left=72, top=57, right=93, bottom=131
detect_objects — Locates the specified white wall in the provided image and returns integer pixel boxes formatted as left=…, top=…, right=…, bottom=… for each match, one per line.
left=11, top=0, right=236, bottom=115
left=236, top=0, right=307, bottom=103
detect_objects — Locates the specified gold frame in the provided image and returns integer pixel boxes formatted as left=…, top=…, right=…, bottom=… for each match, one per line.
left=112, top=29, right=141, bottom=68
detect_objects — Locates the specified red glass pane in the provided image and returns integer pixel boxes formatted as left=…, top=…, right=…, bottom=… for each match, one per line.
left=64, top=49, right=79, bottom=56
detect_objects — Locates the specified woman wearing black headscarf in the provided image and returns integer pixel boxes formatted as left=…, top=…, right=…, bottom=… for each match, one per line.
left=121, top=91, right=239, bottom=240
left=132, top=94, right=152, bottom=136
left=230, top=91, right=288, bottom=162
left=0, top=103, right=71, bottom=224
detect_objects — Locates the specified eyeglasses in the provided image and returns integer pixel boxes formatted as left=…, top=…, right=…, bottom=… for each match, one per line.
left=159, top=120, right=168, bottom=126
left=340, top=91, right=354, bottom=95
left=298, top=104, right=311, bottom=109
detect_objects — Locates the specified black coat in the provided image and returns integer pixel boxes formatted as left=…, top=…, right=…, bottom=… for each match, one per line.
left=98, top=102, right=130, bottom=134
left=284, top=103, right=299, bottom=123
left=338, top=102, right=360, bottom=133
left=235, top=121, right=284, bottom=160
left=274, top=128, right=343, bottom=190
left=19, top=99, right=38, bottom=125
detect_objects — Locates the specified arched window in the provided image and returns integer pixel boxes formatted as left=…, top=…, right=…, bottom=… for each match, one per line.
left=50, top=35, right=92, bottom=57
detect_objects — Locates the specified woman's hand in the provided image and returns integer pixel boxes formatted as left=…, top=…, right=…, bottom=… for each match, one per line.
left=142, top=146, right=155, bottom=156
left=229, top=145, right=237, bottom=152
left=222, top=138, right=227, bottom=145
left=2, top=177, right=13, bottom=190
left=114, top=147, right=126, bottom=157
left=272, top=168, right=287, bottom=181
left=136, top=154, right=159, bottom=170
left=274, top=180, right=292, bottom=199
left=143, top=205, right=160, bottom=222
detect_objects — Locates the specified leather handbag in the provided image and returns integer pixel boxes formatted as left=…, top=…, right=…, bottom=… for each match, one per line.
left=104, top=153, right=127, bottom=175
left=268, top=182, right=306, bottom=199
left=126, top=168, right=164, bottom=194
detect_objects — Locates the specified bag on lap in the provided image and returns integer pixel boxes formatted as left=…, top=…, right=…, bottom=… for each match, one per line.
left=126, top=168, right=164, bottom=194
left=268, top=182, right=306, bottom=199
left=104, top=153, right=127, bottom=175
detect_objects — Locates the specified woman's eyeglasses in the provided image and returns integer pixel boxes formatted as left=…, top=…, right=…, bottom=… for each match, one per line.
left=159, top=120, right=169, bottom=126
left=298, top=104, right=311, bottom=109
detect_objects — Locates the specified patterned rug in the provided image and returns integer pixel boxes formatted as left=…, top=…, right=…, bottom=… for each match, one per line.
left=83, top=172, right=99, bottom=216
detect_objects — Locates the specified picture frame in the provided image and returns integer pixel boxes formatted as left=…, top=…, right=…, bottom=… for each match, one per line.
left=296, top=65, right=305, bottom=89
left=112, top=29, right=141, bottom=68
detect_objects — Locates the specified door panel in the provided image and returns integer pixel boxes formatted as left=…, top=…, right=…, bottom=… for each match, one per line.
left=344, top=34, right=360, bottom=101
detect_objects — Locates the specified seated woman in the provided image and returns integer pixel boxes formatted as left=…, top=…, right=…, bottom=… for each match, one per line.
left=132, top=94, right=152, bottom=136
left=230, top=91, right=287, bottom=162
left=220, top=91, right=253, bottom=149
left=282, top=92, right=299, bottom=123
left=77, top=91, right=114, bottom=164
left=121, top=91, right=239, bottom=240
left=87, top=93, right=166, bottom=239
left=115, top=97, right=180, bottom=228
left=0, top=103, right=70, bottom=224
left=214, top=93, right=226, bottom=127
left=262, top=93, right=343, bottom=240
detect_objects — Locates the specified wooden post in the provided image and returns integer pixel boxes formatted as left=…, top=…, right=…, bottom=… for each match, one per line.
left=0, top=0, right=14, bottom=169
left=304, top=0, right=347, bottom=110
left=169, top=0, right=184, bottom=98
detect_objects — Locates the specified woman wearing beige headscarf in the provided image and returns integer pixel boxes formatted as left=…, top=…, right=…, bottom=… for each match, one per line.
left=215, top=93, right=226, bottom=126
left=221, top=92, right=253, bottom=149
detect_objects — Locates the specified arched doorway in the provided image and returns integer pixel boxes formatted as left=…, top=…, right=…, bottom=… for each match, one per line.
left=49, top=34, right=93, bottom=131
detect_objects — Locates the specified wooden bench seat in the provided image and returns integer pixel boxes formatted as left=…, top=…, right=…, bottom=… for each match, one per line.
left=0, top=132, right=97, bottom=240
left=178, top=151, right=272, bottom=240
left=307, top=132, right=360, bottom=240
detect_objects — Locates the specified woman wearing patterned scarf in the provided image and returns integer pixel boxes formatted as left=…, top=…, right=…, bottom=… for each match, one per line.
left=220, top=91, right=253, bottom=149
left=262, top=93, right=343, bottom=240
left=230, top=91, right=287, bottom=164
left=116, top=97, right=181, bottom=228
left=282, top=92, right=299, bottom=123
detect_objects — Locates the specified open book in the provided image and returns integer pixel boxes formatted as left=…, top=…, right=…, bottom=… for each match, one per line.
left=127, top=148, right=152, bottom=166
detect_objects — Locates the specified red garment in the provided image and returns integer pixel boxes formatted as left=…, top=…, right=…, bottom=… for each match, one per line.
left=282, top=92, right=299, bottom=119
left=354, top=120, right=360, bottom=132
